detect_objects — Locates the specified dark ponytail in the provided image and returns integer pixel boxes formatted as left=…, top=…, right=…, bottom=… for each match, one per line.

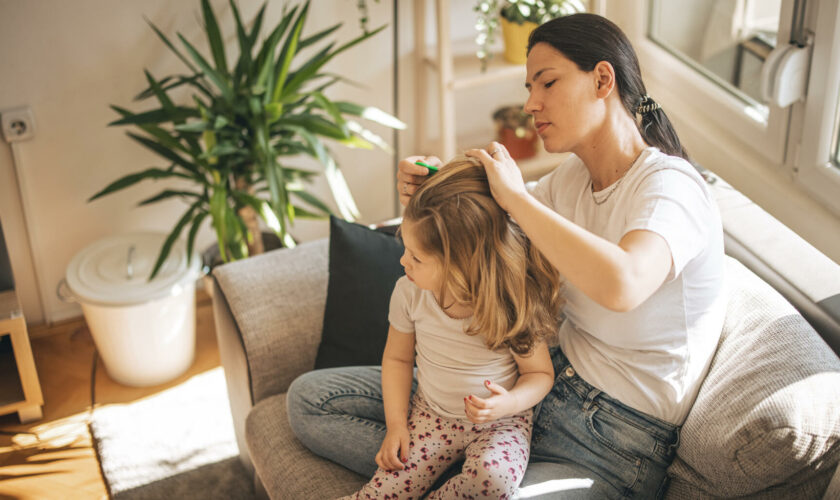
left=528, top=13, right=689, bottom=161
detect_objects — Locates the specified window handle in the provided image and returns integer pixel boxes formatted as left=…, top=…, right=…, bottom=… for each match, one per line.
left=760, top=41, right=812, bottom=108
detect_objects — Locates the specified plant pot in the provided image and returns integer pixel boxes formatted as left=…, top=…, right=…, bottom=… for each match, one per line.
left=493, top=105, right=538, bottom=160
left=500, top=17, right=539, bottom=64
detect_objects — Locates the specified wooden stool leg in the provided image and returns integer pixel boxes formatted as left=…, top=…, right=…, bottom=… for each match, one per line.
left=6, top=316, right=44, bottom=423
left=17, top=404, right=43, bottom=423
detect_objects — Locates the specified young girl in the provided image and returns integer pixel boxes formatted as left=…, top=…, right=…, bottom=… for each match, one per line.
left=341, top=158, right=563, bottom=499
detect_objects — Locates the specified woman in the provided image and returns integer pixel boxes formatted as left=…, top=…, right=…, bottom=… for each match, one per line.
left=288, top=13, right=725, bottom=498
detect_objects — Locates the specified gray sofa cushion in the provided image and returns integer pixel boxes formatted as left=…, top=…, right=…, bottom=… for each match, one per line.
left=213, top=240, right=329, bottom=402
left=246, top=393, right=365, bottom=499
left=666, top=258, right=840, bottom=497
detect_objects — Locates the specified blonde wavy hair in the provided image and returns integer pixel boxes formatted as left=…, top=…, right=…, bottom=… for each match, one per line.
left=402, top=156, right=563, bottom=355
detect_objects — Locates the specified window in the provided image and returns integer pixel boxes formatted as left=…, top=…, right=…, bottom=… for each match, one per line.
left=648, top=0, right=781, bottom=123
left=612, top=0, right=840, bottom=241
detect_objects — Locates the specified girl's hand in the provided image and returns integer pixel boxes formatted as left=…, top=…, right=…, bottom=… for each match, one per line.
left=464, top=380, right=518, bottom=424
left=375, top=425, right=411, bottom=471
left=397, top=155, right=442, bottom=207
left=465, top=142, right=528, bottom=212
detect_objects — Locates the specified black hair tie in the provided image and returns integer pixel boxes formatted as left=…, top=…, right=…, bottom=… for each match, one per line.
left=636, top=94, right=661, bottom=115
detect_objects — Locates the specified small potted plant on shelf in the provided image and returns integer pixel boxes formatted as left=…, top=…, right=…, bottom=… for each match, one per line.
left=474, top=0, right=586, bottom=69
left=493, top=105, right=538, bottom=160
left=90, top=0, right=404, bottom=279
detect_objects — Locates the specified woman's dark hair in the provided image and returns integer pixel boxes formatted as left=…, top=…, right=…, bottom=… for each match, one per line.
left=528, top=13, right=689, bottom=160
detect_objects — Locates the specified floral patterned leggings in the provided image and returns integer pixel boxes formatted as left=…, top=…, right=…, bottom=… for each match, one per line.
left=341, top=392, right=533, bottom=500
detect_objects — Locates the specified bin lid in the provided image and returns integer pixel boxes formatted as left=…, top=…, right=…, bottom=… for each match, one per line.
left=65, top=232, right=202, bottom=307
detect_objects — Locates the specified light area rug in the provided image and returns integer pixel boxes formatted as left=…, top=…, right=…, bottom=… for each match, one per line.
left=90, top=367, right=255, bottom=499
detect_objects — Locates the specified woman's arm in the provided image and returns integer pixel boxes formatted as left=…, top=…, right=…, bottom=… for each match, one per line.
left=464, top=342, right=554, bottom=423
left=508, top=195, right=671, bottom=312
left=376, top=325, right=416, bottom=471
left=467, top=147, right=671, bottom=312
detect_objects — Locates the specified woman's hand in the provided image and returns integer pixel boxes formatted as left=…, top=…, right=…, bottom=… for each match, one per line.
left=466, top=142, right=528, bottom=212
left=464, top=380, right=518, bottom=424
left=397, top=155, right=442, bottom=207
left=375, top=425, right=411, bottom=471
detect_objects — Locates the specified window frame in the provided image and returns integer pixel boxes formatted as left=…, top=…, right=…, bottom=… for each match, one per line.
left=632, top=0, right=795, bottom=165
left=794, top=0, right=840, bottom=214
left=604, top=0, right=840, bottom=263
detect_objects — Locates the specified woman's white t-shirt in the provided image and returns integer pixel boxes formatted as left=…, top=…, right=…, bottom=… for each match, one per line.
left=531, top=147, right=726, bottom=424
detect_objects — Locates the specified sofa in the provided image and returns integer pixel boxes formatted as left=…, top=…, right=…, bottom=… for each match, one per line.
left=211, top=226, right=840, bottom=499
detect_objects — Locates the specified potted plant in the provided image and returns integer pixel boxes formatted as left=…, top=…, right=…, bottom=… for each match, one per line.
left=493, top=105, right=538, bottom=160
left=90, top=0, right=405, bottom=279
left=474, top=0, right=585, bottom=68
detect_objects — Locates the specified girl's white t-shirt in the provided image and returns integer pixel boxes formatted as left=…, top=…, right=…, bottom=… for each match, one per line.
left=531, top=147, right=726, bottom=424
left=388, top=276, right=520, bottom=420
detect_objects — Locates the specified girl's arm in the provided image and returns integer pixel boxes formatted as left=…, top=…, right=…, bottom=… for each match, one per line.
left=467, top=147, right=671, bottom=312
left=464, top=342, right=554, bottom=424
left=376, top=325, right=416, bottom=471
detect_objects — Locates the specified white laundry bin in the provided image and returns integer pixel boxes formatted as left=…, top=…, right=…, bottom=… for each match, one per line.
left=63, top=232, right=203, bottom=387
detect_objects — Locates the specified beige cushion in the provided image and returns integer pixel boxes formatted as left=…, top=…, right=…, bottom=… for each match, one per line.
left=667, top=258, right=840, bottom=497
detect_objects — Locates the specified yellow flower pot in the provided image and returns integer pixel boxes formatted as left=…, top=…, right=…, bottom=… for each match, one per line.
left=501, top=17, right=539, bottom=65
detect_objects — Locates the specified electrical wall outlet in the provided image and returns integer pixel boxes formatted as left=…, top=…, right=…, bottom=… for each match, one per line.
left=1, top=106, right=37, bottom=143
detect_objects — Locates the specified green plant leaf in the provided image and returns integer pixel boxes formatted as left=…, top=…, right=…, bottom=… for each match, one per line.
left=126, top=132, right=201, bottom=173
left=186, top=210, right=209, bottom=266
left=108, top=106, right=199, bottom=126
left=277, top=44, right=335, bottom=102
left=280, top=25, right=386, bottom=102
left=143, top=70, right=176, bottom=114
left=290, top=189, right=333, bottom=216
left=246, top=4, right=267, bottom=60
left=345, top=120, right=387, bottom=151
left=297, top=23, right=341, bottom=51
left=270, top=1, right=308, bottom=104
left=201, top=0, right=228, bottom=77
left=178, top=33, right=234, bottom=102
left=311, top=92, right=348, bottom=133
left=276, top=114, right=350, bottom=139
left=146, top=18, right=199, bottom=74
left=334, top=101, right=406, bottom=129
left=253, top=5, right=297, bottom=93
left=291, top=204, right=327, bottom=219
left=149, top=200, right=200, bottom=279
left=293, top=126, right=359, bottom=220
left=263, top=159, right=289, bottom=237
left=228, top=0, right=251, bottom=85
left=209, top=185, right=230, bottom=262
left=88, top=168, right=196, bottom=201
left=174, top=121, right=210, bottom=133
left=110, top=106, right=193, bottom=156
left=137, top=189, right=201, bottom=206
left=133, top=74, right=213, bottom=100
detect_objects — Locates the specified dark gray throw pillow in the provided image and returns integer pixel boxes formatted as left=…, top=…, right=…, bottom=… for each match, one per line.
left=314, top=216, right=405, bottom=369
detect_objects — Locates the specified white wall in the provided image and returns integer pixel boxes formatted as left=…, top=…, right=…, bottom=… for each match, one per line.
left=0, top=0, right=407, bottom=324
left=0, top=0, right=525, bottom=325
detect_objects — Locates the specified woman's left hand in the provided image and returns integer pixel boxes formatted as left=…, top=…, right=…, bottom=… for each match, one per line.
left=466, top=142, right=528, bottom=212
left=464, top=380, right=517, bottom=424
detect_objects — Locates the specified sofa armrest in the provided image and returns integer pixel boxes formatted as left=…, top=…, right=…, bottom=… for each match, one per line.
left=212, top=238, right=329, bottom=404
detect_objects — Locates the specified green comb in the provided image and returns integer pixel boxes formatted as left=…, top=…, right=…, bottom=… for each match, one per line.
left=415, top=161, right=439, bottom=174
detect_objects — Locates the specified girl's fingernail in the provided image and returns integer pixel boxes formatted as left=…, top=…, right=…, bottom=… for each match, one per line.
left=485, top=380, right=490, bottom=385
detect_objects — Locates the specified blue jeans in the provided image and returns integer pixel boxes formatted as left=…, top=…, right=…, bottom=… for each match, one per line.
left=287, top=348, right=679, bottom=499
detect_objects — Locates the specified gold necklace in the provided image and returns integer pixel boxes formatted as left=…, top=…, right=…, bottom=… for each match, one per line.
left=590, top=148, right=646, bottom=205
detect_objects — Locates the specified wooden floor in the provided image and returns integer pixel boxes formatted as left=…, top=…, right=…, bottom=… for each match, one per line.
left=0, top=291, right=219, bottom=500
